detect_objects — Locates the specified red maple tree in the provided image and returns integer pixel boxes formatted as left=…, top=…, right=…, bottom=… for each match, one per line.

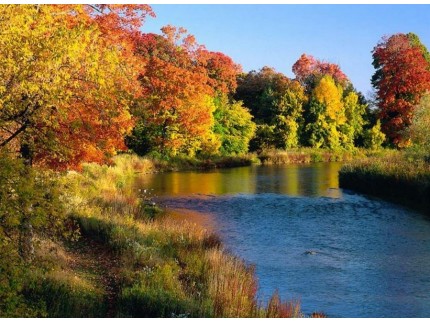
left=372, top=33, right=430, bottom=146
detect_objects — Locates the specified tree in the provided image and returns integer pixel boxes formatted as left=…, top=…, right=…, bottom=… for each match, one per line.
left=0, top=4, right=153, bottom=264
left=0, top=5, right=154, bottom=170
left=371, top=33, right=430, bottom=147
left=213, top=95, right=256, bottom=155
left=129, top=27, right=216, bottom=157
left=405, top=93, right=430, bottom=157
left=292, top=53, right=349, bottom=89
left=341, top=90, right=367, bottom=149
left=292, top=54, right=367, bottom=150
left=198, top=50, right=242, bottom=95
left=304, top=75, right=345, bottom=149
left=234, top=67, right=306, bottom=150
left=234, top=66, right=284, bottom=120
left=363, top=120, right=386, bottom=150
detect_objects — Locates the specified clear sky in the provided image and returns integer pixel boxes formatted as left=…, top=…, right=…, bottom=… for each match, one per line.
left=141, top=4, right=430, bottom=97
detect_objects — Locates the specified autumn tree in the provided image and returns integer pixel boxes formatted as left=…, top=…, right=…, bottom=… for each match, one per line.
left=292, top=54, right=367, bottom=149
left=0, top=4, right=154, bottom=170
left=198, top=50, right=242, bottom=95
left=128, top=26, right=218, bottom=157
left=304, top=75, right=344, bottom=148
left=371, top=32, right=430, bottom=147
left=235, top=67, right=307, bottom=150
left=303, top=75, right=367, bottom=149
left=0, top=4, right=153, bottom=262
left=292, top=53, right=349, bottom=90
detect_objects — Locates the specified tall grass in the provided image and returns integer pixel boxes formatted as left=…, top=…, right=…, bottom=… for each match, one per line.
left=258, top=148, right=361, bottom=165
left=339, top=150, right=430, bottom=213
left=58, top=153, right=308, bottom=317
left=148, top=153, right=259, bottom=171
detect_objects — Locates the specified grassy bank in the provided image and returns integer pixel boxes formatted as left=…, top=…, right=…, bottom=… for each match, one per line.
left=141, top=153, right=259, bottom=172
left=13, top=154, right=323, bottom=318
left=339, top=150, right=430, bottom=213
left=257, top=148, right=365, bottom=165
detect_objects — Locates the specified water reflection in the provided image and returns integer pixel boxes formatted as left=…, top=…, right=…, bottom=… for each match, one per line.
left=136, top=162, right=343, bottom=198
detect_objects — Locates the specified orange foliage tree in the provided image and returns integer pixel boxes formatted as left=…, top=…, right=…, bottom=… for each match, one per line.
left=198, top=50, right=242, bottom=95
left=0, top=4, right=154, bottom=170
left=129, top=26, right=224, bottom=157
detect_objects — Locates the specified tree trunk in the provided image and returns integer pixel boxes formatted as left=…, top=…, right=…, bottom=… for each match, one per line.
left=18, top=141, right=35, bottom=262
left=18, top=215, right=34, bottom=262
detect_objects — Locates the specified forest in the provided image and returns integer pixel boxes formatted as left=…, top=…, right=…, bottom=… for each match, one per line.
left=1, top=4, right=430, bottom=318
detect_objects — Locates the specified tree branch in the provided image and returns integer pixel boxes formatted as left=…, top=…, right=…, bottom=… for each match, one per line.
left=0, top=121, right=29, bottom=148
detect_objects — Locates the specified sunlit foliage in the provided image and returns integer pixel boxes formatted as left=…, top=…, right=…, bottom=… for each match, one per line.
left=372, top=33, right=430, bottom=147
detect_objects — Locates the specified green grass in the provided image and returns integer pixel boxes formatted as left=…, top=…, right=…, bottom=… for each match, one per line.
left=24, top=270, right=106, bottom=318
left=147, top=153, right=259, bottom=171
left=339, top=150, right=430, bottom=213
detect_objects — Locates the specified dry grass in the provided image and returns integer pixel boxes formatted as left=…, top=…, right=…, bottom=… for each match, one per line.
left=258, top=148, right=358, bottom=165
left=206, top=249, right=258, bottom=317
left=339, top=150, right=430, bottom=213
left=57, top=153, right=311, bottom=317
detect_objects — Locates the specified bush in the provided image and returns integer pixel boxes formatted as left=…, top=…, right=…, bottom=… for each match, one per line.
left=363, top=120, right=386, bottom=150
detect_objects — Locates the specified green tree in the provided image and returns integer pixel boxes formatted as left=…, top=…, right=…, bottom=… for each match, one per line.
left=406, top=93, right=430, bottom=157
left=234, top=67, right=306, bottom=151
left=213, top=95, right=256, bottom=155
left=341, top=89, right=367, bottom=149
left=363, top=120, right=386, bottom=150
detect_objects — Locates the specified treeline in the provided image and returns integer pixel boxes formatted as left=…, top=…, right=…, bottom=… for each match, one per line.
left=2, top=6, right=430, bottom=170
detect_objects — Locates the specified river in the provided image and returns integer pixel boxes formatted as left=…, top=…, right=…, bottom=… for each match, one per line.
left=136, top=163, right=430, bottom=318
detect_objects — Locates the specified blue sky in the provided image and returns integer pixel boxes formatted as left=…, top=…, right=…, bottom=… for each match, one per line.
left=141, top=4, right=430, bottom=97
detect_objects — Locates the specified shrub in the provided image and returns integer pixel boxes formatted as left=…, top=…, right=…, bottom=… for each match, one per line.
left=363, top=120, right=386, bottom=150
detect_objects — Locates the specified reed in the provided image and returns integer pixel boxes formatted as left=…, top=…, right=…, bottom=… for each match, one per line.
left=339, top=150, right=430, bottom=213
left=258, top=148, right=358, bottom=165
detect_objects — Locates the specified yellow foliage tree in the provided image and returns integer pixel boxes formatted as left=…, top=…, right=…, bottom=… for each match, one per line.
left=313, top=75, right=345, bottom=125
left=0, top=5, right=149, bottom=169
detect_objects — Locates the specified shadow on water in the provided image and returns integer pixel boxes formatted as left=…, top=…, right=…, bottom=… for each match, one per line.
left=136, top=163, right=430, bottom=318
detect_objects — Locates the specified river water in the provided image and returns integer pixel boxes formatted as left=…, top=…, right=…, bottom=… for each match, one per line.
left=136, top=163, right=430, bottom=318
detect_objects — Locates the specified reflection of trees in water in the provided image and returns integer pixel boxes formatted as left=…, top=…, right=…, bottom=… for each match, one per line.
left=136, top=163, right=343, bottom=198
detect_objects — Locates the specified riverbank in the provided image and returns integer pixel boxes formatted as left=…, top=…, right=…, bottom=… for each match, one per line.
left=124, top=148, right=368, bottom=174
left=8, top=155, right=329, bottom=318
left=339, top=150, right=430, bottom=214
left=257, top=148, right=366, bottom=165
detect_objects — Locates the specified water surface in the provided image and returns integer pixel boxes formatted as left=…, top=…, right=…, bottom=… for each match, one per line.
left=137, top=163, right=430, bottom=318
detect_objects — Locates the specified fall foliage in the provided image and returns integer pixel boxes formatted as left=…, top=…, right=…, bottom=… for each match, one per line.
left=0, top=4, right=154, bottom=170
left=371, top=32, right=430, bottom=147
left=3, top=4, right=430, bottom=319
left=292, top=53, right=349, bottom=89
left=128, top=26, right=244, bottom=157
